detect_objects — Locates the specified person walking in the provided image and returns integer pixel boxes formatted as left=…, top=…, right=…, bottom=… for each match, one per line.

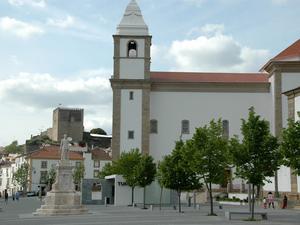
left=267, top=192, right=275, bottom=208
left=282, top=194, right=288, bottom=209
left=263, top=197, right=267, bottom=209
left=4, top=189, right=8, bottom=205
left=15, top=191, right=19, bottom=201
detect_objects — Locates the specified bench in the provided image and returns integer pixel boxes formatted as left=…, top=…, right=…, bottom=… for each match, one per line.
left=225, top=211, right=268, bottom=220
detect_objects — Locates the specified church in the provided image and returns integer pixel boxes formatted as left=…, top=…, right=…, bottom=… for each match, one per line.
left=110, top=0, right=300, bottom=204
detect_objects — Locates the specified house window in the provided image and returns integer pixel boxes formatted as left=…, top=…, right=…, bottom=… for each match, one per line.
left=75, top=161, right=81, bottom=168
left=181, top=120, right=190, bottom=134
left=129, top=91, right=134, bottom=100
left=93, top=170, right=99, bottom=178
left=94, top=160, right=100, bottom=168
left=222, top=120, right=229, bottom=140
left=40, top=171, right=48, bottom=184
left=41, top=161, right=47, bottom=169
left=128, top=131, right=134, bottom=139
left=150, top=119, right=158, bottom=134
left=128, top=40, right=137, bottom=57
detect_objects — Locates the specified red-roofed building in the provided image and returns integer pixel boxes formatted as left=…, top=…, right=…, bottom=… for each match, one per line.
left=27, top=145, right=84, bottom=193
left=107, top=0, right=300, bottom=206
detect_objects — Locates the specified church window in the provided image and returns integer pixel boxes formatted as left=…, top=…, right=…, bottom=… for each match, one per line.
left=181, top=120, right=190, bottom=134
left=150, top=119, right=158, bottom=134
left=128, top=40, right=137, bottom=57
left=222, top=120, right=229, bottom=140
left=41, top=161, right=47, bottom=169
left=128, top=130, right=134, bottom=139
left=129, top=91, right=134, bottom=100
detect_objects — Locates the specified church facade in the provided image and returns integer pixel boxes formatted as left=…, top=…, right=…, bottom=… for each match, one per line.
left=110, top=0, right=300, bottom=202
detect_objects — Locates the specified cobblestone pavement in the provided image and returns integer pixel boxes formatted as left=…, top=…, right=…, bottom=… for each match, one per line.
left=0, top=197, right=299, bottom=225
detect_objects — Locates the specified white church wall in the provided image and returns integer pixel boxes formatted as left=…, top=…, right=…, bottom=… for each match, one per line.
left=294, top=95, right=300, bottom=121
left=120, top=89, right=142, bottom=153
left=120, top=59, right=145, bottom=79
left=282, top=73, right=300, bottom=128
left=278, top=166, right=291, bottom=192
left=149, top=91, right=272, bottom=161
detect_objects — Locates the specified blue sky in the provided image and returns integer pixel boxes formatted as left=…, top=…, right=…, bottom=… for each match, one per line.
left=0, top=0, right=300, bottom=146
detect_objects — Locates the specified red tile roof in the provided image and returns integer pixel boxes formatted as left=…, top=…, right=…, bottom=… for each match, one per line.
left=272, top=39, right=300, bottom=61
left=29, top=145, right=83, bottom=160
left=91, top=148, right=112, bottom=161
left=150, top=72, right=269, bottom=83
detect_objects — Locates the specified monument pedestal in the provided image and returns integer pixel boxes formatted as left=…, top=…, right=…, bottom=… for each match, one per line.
left=34, top=161, right=88, bottom=216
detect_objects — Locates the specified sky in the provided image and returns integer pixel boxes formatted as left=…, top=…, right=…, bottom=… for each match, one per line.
left=0, top=0, right=300, bottom=146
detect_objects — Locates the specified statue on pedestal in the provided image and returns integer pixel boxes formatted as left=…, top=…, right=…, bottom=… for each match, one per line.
left=60, top=134, right=71, bottom=161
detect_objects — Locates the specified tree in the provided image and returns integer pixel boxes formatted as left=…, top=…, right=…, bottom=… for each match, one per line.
left=156, top=161, right=164, bottom=211
left=135, top=154, right=156, bottom=209
left=159, top=141, right=202, bottom=213
left=190, top=119, right=230, bottom=216
left=13, top=163, right=29, bottom=194
left=281, top=119, right=300, bottom=175
left=116, top=149, right=141, bottom=206
left=99, top=162, right=118, bottom=179
left=73, top=162, right=85, bottom=191
left=230, top=107, right=280, bottom=220
left=4, top=140, right=23, bottom=154
left=46, top=167, right=56, bottom=191
left=90, top=128, right=107, bottom=135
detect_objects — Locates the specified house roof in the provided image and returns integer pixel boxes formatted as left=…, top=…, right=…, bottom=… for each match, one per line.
left=91, top=148, right=112, bottom=161
left=150, top=72, right=269, bottom=83
left=272, top=39, right=300, bottom=61
left=29, top=145, right=83, bottom=160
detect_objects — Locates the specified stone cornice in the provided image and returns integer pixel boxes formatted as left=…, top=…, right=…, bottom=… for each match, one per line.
left=263, top=61, right=300, bottom=75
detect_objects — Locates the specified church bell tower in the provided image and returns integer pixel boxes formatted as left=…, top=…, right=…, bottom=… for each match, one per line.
left=110, top=0, right=151, bottom=160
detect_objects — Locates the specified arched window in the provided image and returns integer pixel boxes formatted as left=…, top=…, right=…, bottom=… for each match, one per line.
left=181, top=120, right=190, bottom=134
left=128, top=40, right=137, bottom=57
left=222, top=120, right=229, bottom=140
left=150, top=119, right=158, bottom=134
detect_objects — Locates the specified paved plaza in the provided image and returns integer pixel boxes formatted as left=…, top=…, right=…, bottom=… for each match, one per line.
left=0, top=197, right=299, bottom=225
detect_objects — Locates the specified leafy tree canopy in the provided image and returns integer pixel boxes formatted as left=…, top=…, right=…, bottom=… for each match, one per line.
left=230, top=107, right=280, bottom=185
left=13, top=163, right=29, bottom=190
left=73, top=162, right=85, bottom=185
left=281, top=119, right=300, bottom=175
left=90, top=128, right=107, bottom=135
left=4, top=140, right=23, bottom=154
left=135, top=154, right=156, bottom=188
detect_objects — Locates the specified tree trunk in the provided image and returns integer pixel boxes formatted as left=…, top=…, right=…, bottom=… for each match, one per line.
left=143, top=187, right=146, bottom=209
left=209, top=181, right=214, bottom=215
left=248, top=183, right=251, bottom=213
left=131, top=186, right=135, bottom=206
left=159, top=186, right=163, bottom=211
left=251, top=183, right=255, bottom=220
left=275, top=171, right=279, bottom=197
left=178, top=190, right=182, bottom=213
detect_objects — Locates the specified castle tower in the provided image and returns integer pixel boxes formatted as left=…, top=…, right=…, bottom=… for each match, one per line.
left=110, top=0, right=151, bottom=160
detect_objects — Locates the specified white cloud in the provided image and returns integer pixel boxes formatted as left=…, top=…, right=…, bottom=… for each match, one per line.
left=167, top=24, right=271, bottom=72
left=47, top=15, right=75, bottom=29
left=0, top=17, right=44, bottom=38
left=8, top=0, right=46, bottom=8
left=0, top=71, right=111, bottom=109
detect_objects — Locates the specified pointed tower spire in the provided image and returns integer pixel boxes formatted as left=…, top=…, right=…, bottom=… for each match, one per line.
left=116, top=0, right=149, bottom=35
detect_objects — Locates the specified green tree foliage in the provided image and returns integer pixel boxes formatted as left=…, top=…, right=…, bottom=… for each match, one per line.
left=4, top=140, right=23, bottom=154
left=230, top=107, right=280, bottom=220
left=135, top=154, right=156, bottom=209
left=98, top=162, right=118, bottom=179
left=116, top=149, right=141, bottom=205
left=190, top=119, right=230, bottom=216
left=73, top=162, right=85, bottom=190
left=281, top=119, right=300, bottom=175
left=159, top=141, right=202, bottom=213
left=46, top=167, right=56, bottom=191
left=13, top=163, right=29, bottom=194
left=90, top=128, right=107, bottom=135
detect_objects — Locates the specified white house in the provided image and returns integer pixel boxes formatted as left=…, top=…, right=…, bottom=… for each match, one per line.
left=110, top=0, right=300, bottom=205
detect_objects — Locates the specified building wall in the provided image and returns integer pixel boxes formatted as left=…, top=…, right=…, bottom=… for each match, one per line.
left=149, top=91, right=272, bottom=160
left=30, top=159, right=82, bottom=192
left=120, top=89, right=142, bottom=153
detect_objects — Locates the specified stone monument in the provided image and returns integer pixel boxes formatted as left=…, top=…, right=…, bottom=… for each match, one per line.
left=34, top=135, right=88, bottom=215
